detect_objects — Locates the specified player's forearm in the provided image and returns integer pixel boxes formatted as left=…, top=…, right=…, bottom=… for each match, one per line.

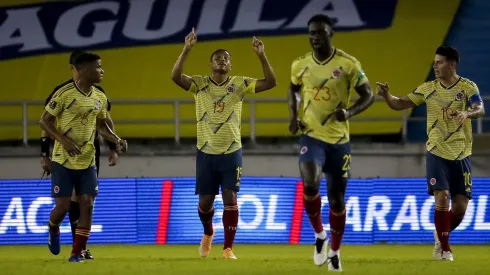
left=97, top=123, right=120, bottom=144
left=257, top=53, right=276, bottom=89
left=467, top=105, right=485, bottom=119
left=39, top=120, right=67, bottom=144
left=105, top=115, right=118, bottom=151
left=383, top=93, right=414, bottom=111
left=347, top=91, right=374, bottom=117
left=288, top=88, right=300, bottom=120
left=171, top=48, right=190, bottom=82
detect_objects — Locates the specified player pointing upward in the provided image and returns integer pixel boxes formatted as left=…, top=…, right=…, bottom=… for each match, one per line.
left=171, top=28, right=276, bottom=259
left=377, top=46, right=485, bottom=261
left=288, top=14, right=374, bottom=270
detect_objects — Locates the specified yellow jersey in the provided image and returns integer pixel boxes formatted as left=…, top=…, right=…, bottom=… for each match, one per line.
left=188, top=75, right=257, bottom=154
left=291, top=48, right=369, bottom=144
left=45, top=80, right=108, bottom=169
left=407, top=77, right=481, bottom=160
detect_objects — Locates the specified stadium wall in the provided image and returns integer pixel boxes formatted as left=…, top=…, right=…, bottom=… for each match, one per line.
left=1, top=177, right=489, bottom=245
left=0, top=0, right=460, bottom=140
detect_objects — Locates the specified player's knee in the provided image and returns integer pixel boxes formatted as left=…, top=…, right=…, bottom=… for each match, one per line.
left=198, top=195, right=215, bottom=211
left=303, top=184, right=319, bottom=196
left=221, top=189, right=237, bottom=205
left=328, top=197, right=345, bottom=212
left=434, top=190, right=450, bottom=205
left=79, top=196, right=95, bottom=214
left=451, top=199, right=468, bottom=216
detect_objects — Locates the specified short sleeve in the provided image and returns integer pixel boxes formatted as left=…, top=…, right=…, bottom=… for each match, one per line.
left=242, top=77, right=257, bottom=94
left=97, top=95, right=108, bottom=119
left=467, top=82, right=482, bottom=106
left=349, top=61, right=369, bottom=88
left=44, top=90, right=56, bottom=106
left=407, top=84, right=427, bottom=106
left=45, top=93, right=65, bottom=116
left=290, top=60, right=303, bottom=86
left=188, top=75, right=205, bottom=94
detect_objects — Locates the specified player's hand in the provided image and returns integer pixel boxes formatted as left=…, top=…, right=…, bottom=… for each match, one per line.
left=117, top=139, right=128, bottom=153
left=455, top=110, right=469, bottom=124
left=108, top=150, right=118, bottom=166
left=61, top=139, right=82, bottom=157
left=40, top=156, right=52, bottom=175
left=288, top=118, right=305, bottom=135
left=184, top=27, right=197, bottom=50
left=333, top=108, right=351, bottom=122
left=376, top=82, right=390, bottom=98
left=252, top=36, right=265, bottom=56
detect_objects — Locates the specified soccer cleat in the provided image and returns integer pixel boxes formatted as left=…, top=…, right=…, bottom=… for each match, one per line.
left=327, top=252, right=343, bottom=272
left=199, top=229, right=215, bottom=258
left=68, top=254, right=84, bottom=263
left=47, top=226, right=61, bottom=256
left=313, top=237, right=328, bottom=266
left=441, top=251, right=454, bottom=261
left=81, top=249, right=94, bottom=260
left=222, top=248, right=237, bottom=259
left=432, top=230, right=442, bottom=260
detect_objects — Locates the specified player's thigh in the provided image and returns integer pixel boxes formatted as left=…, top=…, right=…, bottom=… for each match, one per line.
left=51, top=162, right=76, bottom=198
left=426, top=152, right=451, bottom=196
left=298, top=135, right=325, bottom=185
left=449, top=156, right=472, bottom=200
left=324, top=142, right=350, bottom=195
left=195, top=150, right=219, bottom=196
left=75, top=165, right=98, bottom=197
left=217, top=149, right=243, bottom=195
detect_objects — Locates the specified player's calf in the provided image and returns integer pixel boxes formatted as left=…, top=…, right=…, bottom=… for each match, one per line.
left=434, top=190, right=451, bottom=253
left=198, top=200, right=215, bottom=258
left=71, top=195, right=94, bottom=258
left=222, top=189, right=238, bottom=256
left=48, top=198, right=71, bottom=256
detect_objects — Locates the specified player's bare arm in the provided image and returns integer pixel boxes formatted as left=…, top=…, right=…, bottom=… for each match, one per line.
left=251, top=36, right=276, bottom=93
left=40, top=129, right=52, bottom=174
left=39, top=110, right=81, bottom=156
left=376, top=82, right=415, bottom=110
left=335, top=83, right=374, bottom=121
left=96, top=117, right=128, bottom=152
left=105, top=112, right=119, bottom=166
left=288, top=83, right=303, bottom=134
left=454, top=101, right=485, bottom=124
left=171, top=28, right=197, bottom=91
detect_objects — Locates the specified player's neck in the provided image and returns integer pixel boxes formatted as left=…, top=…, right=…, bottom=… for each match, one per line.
left=314, top=46, right=334, bottom=62
left=74, top=78, right=93, bottom=94
left=210, top=73, right=229, bottom=85
left=439, top=73, right=460, bottom=88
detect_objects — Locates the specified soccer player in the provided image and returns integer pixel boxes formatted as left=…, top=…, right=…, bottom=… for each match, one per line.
left=287, top=14, right=374, bottom=270
left=377, top=46, right=485, bottom=261
left=40, top=50, right=119, bottom=260
left=171, top=28, right=276, bottom=259
left=39, top=52, right=128, bottom=262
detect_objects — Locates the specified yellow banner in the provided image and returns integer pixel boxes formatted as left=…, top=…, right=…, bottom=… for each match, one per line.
left=0, top=0, right=460, bottom=140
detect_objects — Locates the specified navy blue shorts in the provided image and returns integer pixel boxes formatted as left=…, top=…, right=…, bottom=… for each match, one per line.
left=426, top=152, right=472, bottom=199
left=195, top=149, right=243, bottom=195
left=51, top=162, right=99, bottom=198
left=298, top=135, right=351, bottom=180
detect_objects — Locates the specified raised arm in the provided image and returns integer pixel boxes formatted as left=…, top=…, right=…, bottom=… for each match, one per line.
left=376, top=82, right=416, bottom=111
left=171, top=28, right=197, bottom=91
left=288, top=82, right=303, bottom=134
left=251, top=36, right=276, bottom=93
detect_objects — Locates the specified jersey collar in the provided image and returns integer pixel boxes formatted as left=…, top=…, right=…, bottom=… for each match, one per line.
left=312, top=48, right=336, bottom=66
left=209, top=76, right=231, bottom=86
left=439, top=77, right=461, bottom=90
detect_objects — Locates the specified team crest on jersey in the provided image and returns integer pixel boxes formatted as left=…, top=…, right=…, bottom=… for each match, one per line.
left=300, top=146, right=308, bottom=155
left=455, top=91, right=465, bottom=101
left=227, top=85, right=235, bottom=94
left=94, top=100, right=102, bottom=110
left=332, top=67, right=342, bottom=79
left=430, top=178, right=437, bottom=185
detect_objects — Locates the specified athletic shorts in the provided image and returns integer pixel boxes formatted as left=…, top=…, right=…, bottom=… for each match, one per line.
left=298, top=134, right=351, bottom=180
left=426, top=152, right=472, bottom=199
left=195, top=149, right=243, bottom=195
left=51, top=162, right=98, bottom=198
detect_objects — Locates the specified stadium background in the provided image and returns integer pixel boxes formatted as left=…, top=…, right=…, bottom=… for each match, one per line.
left=1, top=0, right=490, bottom=247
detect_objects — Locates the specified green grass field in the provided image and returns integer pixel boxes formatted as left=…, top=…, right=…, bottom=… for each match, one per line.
left=1, top=244, right=489, bottom=274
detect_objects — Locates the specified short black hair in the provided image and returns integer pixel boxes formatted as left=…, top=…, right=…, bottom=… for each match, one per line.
left=69, top=50, right=85, bottom=65
left=210, top=49, right=230, bottom=61
left=307, top=14, right=334, bottom=28
left=72, top=52, right=101, bottom=67
left=435, top=46, right=459, bottom=63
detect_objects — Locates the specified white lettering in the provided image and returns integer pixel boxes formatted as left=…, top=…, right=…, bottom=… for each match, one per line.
left=363, top=196, right=391, bottom=231
left=420, top=198, right=435, bottom=230
left=26, top=197, right=52, bottom=234
left=392, top=195, right=420, bottom=231
left=265, top=195, right=286, bottom=230
left=0, top=8, right=51, bottom=51
left=457, top=200, right=474, bottom=231
left=196, top=0, right=231, bottom=35
left=345, top=196, right=362, bottom=232
left=474, top=195, right=490, bottom=230
left=0, top=197, right=26, bottom=234
left=286, top=0, right=365, bottom=29
left=54, top=2, right=119, bottom=47
left=123, top=0, right=192, bottom=40
left=230, top=0, right=287, bottom=32
left=238, top=195, right=264, bottom=230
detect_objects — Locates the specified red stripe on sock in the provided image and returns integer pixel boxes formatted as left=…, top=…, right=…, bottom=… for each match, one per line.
left=289, top=180, right=304, bottom=244
left=156, top=180, right=174, bottom=244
